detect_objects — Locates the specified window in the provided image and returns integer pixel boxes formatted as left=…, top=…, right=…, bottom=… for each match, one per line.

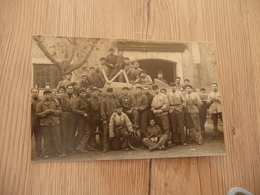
left=33, top=64, right=63, bottom=89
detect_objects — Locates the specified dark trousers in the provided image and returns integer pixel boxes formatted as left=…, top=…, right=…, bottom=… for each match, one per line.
left=199, top=102, right=208, bottom=130
left=142, top=134, right=168, bottom=149
left=102, top=122, right=111, bottom=150
left=185, top=113, right=203, bottom=142
left=155, top=115, right=171, bottom=141
left=211, top=112, right=222, bottom=136
left=137, top=110, right=148, bottom=131
left=41, top=124, right=63, bottom=155
left=77, top=116, right=89, bottom=143
left=111, top=126, right=129, bottom=150
left=60, top=112, right=75, bottom=151
left=89, top=114, right=102, bottom=133
left=169, top=110, right=186, bottom=143
left=31, top=118, right=42, bottom=154
left=124, top=109, right=139, bottom=128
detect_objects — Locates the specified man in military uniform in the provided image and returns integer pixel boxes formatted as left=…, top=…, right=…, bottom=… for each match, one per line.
left=207, top=83, right=222, bottom=138
left=57, top=71, right=73, bottom=89
left=59, top=84, right=77, bottom=153
left=157, top=71, right=168, bottom=84
left=88, top=67, right=105, bottom=88
left=117, top=87, right=139, bottom=128
left=134, top=86, right=148, bottom=131
left=184, top=85, right=203, bottom=144
left=31, top=88, right=42, bottom=156
left=142, top=119, right=168, bottom=151
left=72, top=89, right=90, bottom=153
left=151, top=85, right=171, bottom=147
left=109, top=105, right=134, bottom=151
left=36, top=90, right=66, bottom=159
left=167, top=83, right=187, bottom=146
left=101, top=88, right=119, bottom=152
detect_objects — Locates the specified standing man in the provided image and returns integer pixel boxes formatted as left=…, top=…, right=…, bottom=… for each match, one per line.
left=184, top=85, right=203, bottom=145
left=207, top=83, right=222, bottom=138
left=199, top=88, right=209, bottom=135
left=157, top=71, right=168, bottom=84
left=175, top=77, right=182, bottom=90
left=127, top=60, right=143, bottom=84
left=142, top=119, right=168, bottom=151
left=143, top=86, right=155, bottom=121
left=151, top=85, right=171, bottom=147
left=109, top=105, right=134, bottom=151
left=134, top=70, right=153, bottom=85
left=31, top=88, right=42, bottom=156
left=57, top=71, right=73, bottom=89
left=117, top=87, right=139, bottom=128
left=36, top=90, right=66, bottom=159
left=72, top=89, right=90, bottom=153
left=105, top=48, right=118, bottom=73
left=134, top=86, right=149, bottom=131
left=167, top=83, right=187, bottom=146
left=59, top=84, right=77, bottom=153
left=101, top=88, right=119, bottom=152
left=88, top=67, right=105, bottom=88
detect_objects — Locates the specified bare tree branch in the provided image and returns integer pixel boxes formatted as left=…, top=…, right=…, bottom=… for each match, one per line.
left=33, top=35, right=60, bottom=66
left=63, top=37, right=76, bottom=66
left=67, top=38, right=99, bottom=72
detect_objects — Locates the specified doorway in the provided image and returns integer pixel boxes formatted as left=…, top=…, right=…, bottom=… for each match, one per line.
left=138, top=59, right=176, bottom=83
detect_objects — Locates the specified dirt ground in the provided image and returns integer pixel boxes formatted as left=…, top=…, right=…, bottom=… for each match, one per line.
left=31, top=118, right=225, bottom=163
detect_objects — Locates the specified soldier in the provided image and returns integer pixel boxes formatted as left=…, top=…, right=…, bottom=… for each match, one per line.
left=109, top=51, right=125, bottom=80
left=127, top=60, right=143, bottom=84
left=59, top=84, right=77, bottom=153
left=134, top=70, right=153, bottom=85
left=184, top=85, right=203, bottom=145
left=109, top=105, right=134, bottom=151
left=31, top=88, right=42, bottom=156
left=157, top=71, right=168, bottom=84
left=72, top=89, right=90, bottom=153
left=88, top=67, right=105, bottom=88
left=101, top=88, right=119, bottom=153
left=134, top=86, right=148, bottom=132
left=142, top=119, right=168, bottom=151
left=167, top=83, right=187, bottom=146
left=117, top=87, right=139, bottom=128
left=57, top=71, right=73, bottom=89
left=143, top=86, right=155, bottom=121
left=151, top=85, right=171, bottom=147
left=105, top=48, right=118, bottom=73
left=36, top=90, right=66, bottom=159
left=207, top=83, right=222, bottom=138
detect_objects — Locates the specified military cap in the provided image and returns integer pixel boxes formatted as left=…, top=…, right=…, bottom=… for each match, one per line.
left=92, top=87, right=99, bottom=92
left=140, top=70, right=147, bottom=74
left=100, top=57, right=106, bottom=61
left=184, top=84, right=193, bottom=89
left=157, top=71, right=163, bottom=74
left=81, top=75, right=88, bottom=78
left=136, top=86, right=143, bottom=90
left=58, top=86, right=66, bottom=91
left=43, top=90, right=52, bottom=94
left=106, top=88, right=113, bottom=92
left=65, top=71, right=72, bottom=76
left=79, top=89, right=86, bottom=94
left=116, top=104, right=123, bottom=109
left=152, top=85, right=159, bottom=90
left=184, top=79, right=190, bottom=82
left=122, top=86, right=129, bottom=90
left=124, top=57, right=130, bottom=60
left=169, top=82, right=176, bottom=87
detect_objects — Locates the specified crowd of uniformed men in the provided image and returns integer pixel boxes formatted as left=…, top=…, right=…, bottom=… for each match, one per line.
left=31, top=48, right=223, bottom=159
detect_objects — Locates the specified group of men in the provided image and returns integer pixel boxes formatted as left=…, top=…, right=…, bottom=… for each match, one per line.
left=31, top=49, right=223, bottom=159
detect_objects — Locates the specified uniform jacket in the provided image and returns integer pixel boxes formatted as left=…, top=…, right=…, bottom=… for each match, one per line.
left=167, top=91, right=186, bottom=113
left=59, top=93, right=77, bottom=111
left=184, top=92, right=202, bottom=114
left=207, top=91, right=222, bottom=114
left=87, top=96, right=102, bottom=116
left=151, top=93, right=169, bottom=117
left=127, top=67, right=143, bottom=81
left=134, top=93, right=148, bottom=111
left=109, top=112, right=133, bottom=134
left=105, top=54, right=118, bottom=65
left=101, top=96, right=119, bottom=121
left=145, top=92, right=154, bottom=110
left=88, top=73, right=105, bottom=88
left=118, top=94, right=136, bottom=110
left=135, top=75, right=153, bottom=85
left=36, top=99, right=61, bottom=126
left=146, top=125, right=163, bottom=138
left=31, top=97, right=42, bottom=118
left=72, top=96, right=89, bottom=116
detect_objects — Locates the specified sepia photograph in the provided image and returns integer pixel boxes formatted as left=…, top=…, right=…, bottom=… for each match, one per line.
left=31, top=35, right=225, bottom=162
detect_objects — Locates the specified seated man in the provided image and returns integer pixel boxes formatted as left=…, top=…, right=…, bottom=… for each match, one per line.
left=134, top=70, right=153, bottom=85
left=109, top=105, right=134, bottom=151
left=142, top=119, right=168, bottom=151
left=157, top=71, right=168, bottom=84
left=127, top=60, right=143, bottom=84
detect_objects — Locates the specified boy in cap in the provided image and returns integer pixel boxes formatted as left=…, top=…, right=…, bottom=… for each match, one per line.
left=101, top=88, right=119, bottom=152
left=57, top=71, right=73, bottom=89
left=157, top=71, right=168, bottom=84
left=109, top=105, right=134, bottom=151
left=36, top=90, right=66, bottom=159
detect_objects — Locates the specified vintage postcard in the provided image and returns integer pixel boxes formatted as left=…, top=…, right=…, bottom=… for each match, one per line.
left=31, top=35, right=225, bottom=162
